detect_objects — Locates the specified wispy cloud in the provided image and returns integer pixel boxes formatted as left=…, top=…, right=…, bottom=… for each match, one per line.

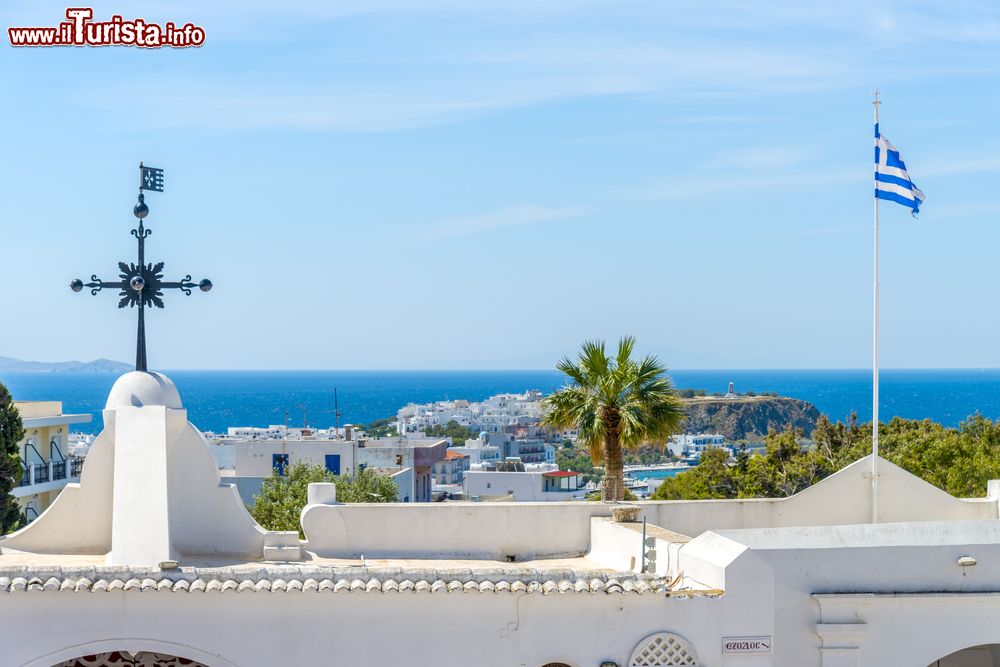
left=430, top=204, right=588, bottom=236
left=611, top=168, right=860, bottom=201
left=921, top=156, right=1000, bottom=178
left=85, top=88, right=549, bottom=133
left=926, top=202, right=1000, bottom=217
left=610, top=140, right=857, bottom=201
left=705, top=147, right=808, bottom=170
left=74, top=41, right=842, bottom=133
left=11, top=0, right=1000, bottom=136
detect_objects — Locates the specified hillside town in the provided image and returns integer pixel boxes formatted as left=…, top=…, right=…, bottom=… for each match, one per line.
left=11, top=386, right=750, bottom=517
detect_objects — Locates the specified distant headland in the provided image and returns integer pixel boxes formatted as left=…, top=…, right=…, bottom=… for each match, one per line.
left=680, top=394, right=821, bottom=440
left=0, top=355, right=131, bottom=373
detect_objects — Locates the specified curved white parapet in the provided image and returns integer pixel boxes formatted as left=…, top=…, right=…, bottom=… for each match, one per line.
left=106, top=371, right=183, bottom=409
left=301, top=501, right=614, bottom=560
left=3, top=370, right=297, bottom=565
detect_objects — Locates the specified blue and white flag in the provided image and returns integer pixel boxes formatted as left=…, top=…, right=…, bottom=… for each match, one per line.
left=874, top=123, right=924, bottom=215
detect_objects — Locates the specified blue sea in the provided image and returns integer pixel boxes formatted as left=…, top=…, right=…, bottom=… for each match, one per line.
left=1, top=369, right=999, bottom=435
left=628, top=468, right=685, bottom=480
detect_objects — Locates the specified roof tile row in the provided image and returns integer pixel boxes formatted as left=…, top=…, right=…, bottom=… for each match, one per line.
left=0, top=574, right=664, bottom=595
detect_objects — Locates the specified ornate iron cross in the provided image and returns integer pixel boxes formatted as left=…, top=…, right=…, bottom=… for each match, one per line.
left=70, top=165, right=212, bottom=372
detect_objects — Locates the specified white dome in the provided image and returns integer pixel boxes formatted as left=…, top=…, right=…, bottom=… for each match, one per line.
left=105, top=371, right=183, bottom=409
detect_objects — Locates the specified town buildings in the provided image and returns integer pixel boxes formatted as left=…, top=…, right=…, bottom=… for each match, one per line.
left=447, top=432, right=502, bottom=465
left=432, top=449, right=470, bottom=486
left=397, top=390, right=547, bottom=435
left=6, top=371, right=1000, bottom=666
left=12, top=401, right=91, bottom=522
left=487, top=432, right=557, bottom=464
left=207, top=432, right=447, bottom=504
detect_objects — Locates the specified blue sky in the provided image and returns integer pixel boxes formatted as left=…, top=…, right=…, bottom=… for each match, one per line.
left=2, top=0, right=1000, bottom=370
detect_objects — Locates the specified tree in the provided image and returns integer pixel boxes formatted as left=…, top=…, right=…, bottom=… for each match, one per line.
left=652, top=446, right=737, bottom=500
left=250, top=463, right=398, bottom=535
left=335, top=467, right=400, bottom=504
left=542, top=337, right=686, bottom=501
left=676, top=388, right=707, bottom=398
left=250, top=462, right=333, bottom=534
left=0, top=383, right=24, bottom=534
left=365, top=418, right=398, bottom=438
left=424, top=420, right=477, bottom=445
left=651, top=414, right=1000, bottom=501
left=555, top=445, right=599, bottom=485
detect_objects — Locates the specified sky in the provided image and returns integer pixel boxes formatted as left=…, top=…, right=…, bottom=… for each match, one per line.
left=2, top=0, right=1000, bottom=370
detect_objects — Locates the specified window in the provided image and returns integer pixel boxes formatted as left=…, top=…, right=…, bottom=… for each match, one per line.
left=272, top=454, right=289, bottom=476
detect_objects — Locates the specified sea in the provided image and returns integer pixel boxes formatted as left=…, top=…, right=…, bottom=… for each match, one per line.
left=1, top=369, right=999, bottom=436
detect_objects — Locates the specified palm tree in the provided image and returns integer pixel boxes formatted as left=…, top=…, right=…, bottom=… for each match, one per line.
left=542, top=337, right=686, bottom=501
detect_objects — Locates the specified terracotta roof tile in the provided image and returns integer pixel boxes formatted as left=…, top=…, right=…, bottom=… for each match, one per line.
left=0, top=565, right=680, bottom=596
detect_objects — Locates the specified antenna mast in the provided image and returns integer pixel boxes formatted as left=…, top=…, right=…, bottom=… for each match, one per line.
left=334, top=388, right=342, bottom=434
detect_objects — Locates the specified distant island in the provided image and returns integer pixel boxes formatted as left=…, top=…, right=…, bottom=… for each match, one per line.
left=0, top=355, right=132, bottom=373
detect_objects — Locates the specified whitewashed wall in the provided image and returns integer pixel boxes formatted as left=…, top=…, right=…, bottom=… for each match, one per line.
left=303, top=457, right=999, bottom=560
left=1, top=589, right=736, bottom=667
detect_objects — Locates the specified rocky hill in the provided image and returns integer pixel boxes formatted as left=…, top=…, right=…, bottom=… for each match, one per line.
left=680, top=396, right=820, bottom=440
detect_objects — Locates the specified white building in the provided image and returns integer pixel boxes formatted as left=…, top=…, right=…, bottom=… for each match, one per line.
left=448, top=432, right=503, bottom=465
left=207, top=434, right=447, bottom=504
left=12, top=401, right=91, bottom=521
left=355, top=436, right=448, bottom=502
left=7, top=371, right=1000, bottom=667
left=214, top=423, right=360, bottom=442
left=669, top=433, right=728, bottom=456
left=432, top=449, right=470, bottom=486
left=464, top=462, right=588, bottom=501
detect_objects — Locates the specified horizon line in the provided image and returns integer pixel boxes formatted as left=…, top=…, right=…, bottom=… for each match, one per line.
left=7, top=367, right=1000, bottom=373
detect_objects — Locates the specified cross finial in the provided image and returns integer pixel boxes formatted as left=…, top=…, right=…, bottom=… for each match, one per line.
left=873, top=89, right=881, bottom=107
left=70, top=165, right=212, bottom=372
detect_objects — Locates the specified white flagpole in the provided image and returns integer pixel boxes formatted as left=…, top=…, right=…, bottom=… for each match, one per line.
left=872, top=90, right=880, bottom=523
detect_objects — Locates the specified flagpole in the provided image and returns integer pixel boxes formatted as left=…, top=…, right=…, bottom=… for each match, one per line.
left=872, top=90, right=880, bottom=524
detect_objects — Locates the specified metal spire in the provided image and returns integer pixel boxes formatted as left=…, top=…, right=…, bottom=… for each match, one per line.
left=70, top=163, right=212, bottom=372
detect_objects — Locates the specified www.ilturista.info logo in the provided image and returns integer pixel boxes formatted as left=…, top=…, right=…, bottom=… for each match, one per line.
left=8, top=8, right=205, bottom=48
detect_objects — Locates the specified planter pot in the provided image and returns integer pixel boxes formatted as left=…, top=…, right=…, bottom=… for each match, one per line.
left=611, top=504, right=641, bottom=523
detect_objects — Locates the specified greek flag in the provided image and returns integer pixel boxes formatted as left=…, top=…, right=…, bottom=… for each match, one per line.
left=875, top=123, right=924, bottom=214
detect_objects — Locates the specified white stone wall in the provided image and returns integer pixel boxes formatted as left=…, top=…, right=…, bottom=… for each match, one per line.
left=1, top=590, right=731, bottom=667
left=303, top=502, right=607, bottom=560
left=306, top=457, right=1000, bottom=562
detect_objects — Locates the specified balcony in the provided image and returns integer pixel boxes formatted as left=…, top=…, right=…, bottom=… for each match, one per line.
left=16, top=456, right=84, bottom=490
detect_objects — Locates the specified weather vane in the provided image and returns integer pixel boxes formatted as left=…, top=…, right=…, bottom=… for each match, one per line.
left=71, top=163, right=212, bottom=372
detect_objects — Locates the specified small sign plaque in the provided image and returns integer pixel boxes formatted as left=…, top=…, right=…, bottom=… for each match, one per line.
left=722, top=636, right=773, bottom=654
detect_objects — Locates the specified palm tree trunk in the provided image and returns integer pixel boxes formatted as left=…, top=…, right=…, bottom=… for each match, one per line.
left=603, top=431, right=624, bottom=502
